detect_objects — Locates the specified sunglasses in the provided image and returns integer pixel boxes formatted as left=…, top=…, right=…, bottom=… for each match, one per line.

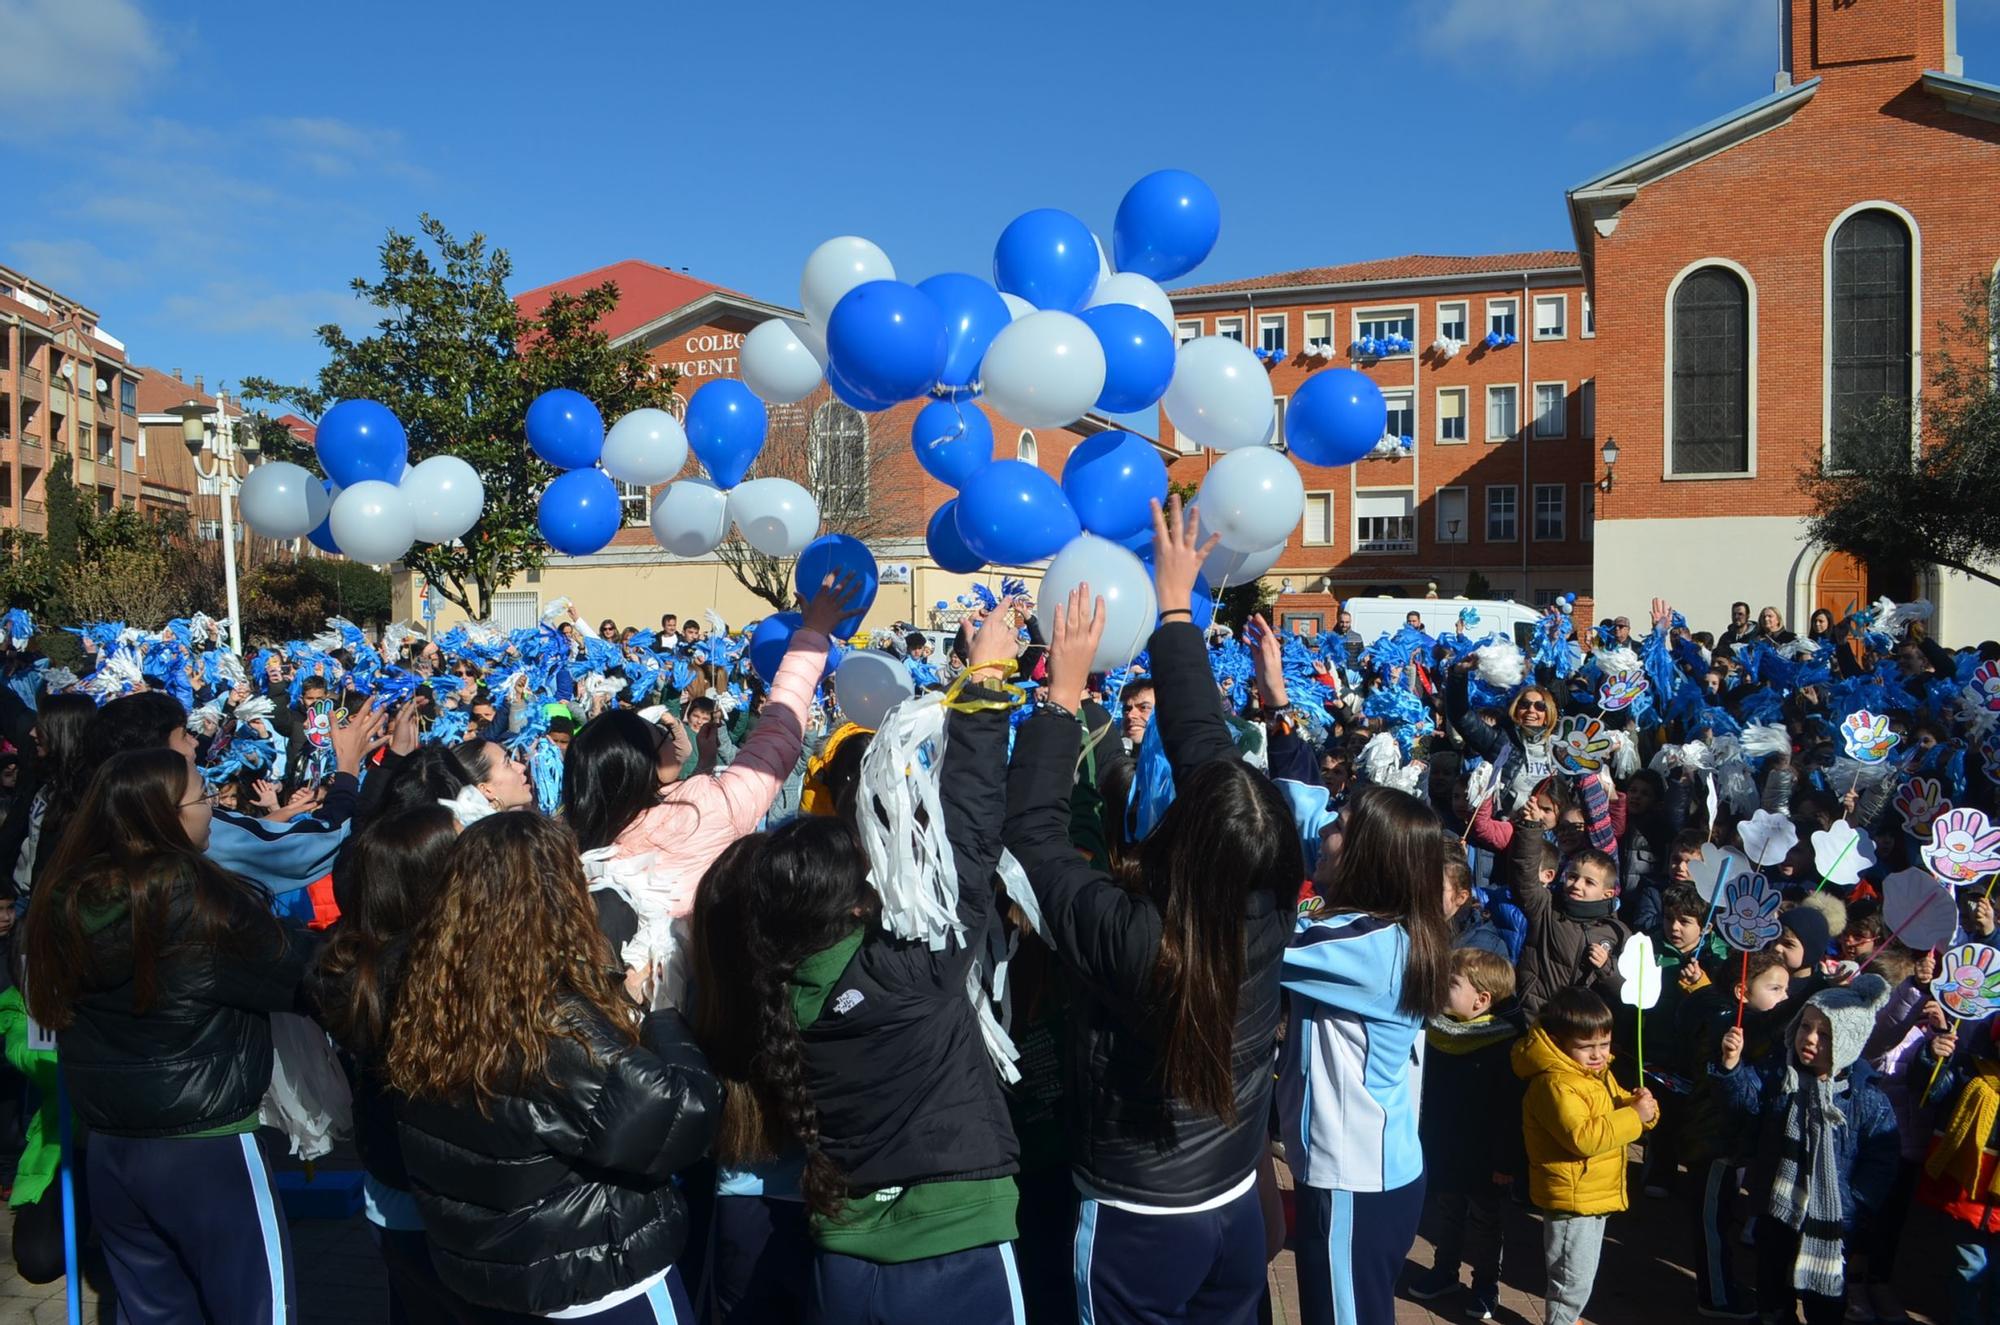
left=1518, top=699, right=1548, bottom=711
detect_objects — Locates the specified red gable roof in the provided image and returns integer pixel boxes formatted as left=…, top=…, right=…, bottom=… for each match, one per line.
left=512, top=260, right=751, bottom=341
left=1174, top=250, right=1580, bottom=296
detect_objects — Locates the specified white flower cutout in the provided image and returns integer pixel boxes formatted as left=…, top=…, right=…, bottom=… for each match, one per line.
left=1739, top=809, right=1799, bottom=869
left=1692, top=841, right=1752, bottom=904
left=1617, top=933, right=1662, bottom=1011
left=1883, top=866, right=1957, bottom=952
left=1810, top=821, right=1876, bottom=890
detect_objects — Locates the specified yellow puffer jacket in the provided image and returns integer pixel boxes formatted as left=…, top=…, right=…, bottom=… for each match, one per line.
left=1512, top=1023, right=1654, bottom=1216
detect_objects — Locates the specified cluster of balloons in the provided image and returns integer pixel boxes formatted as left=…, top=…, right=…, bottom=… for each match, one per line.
left=237, top=399, right=485, bottom=565
left=528, top=389, right=680, bottom=556
left=644, top=379, right=824, bottom=562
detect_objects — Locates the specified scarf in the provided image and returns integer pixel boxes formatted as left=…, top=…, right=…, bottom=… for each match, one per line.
left=1767, top=1066, right=1849, bottom=1297
left=1425, top=1012, right=1518, bottom=1056
left=1926, top=1061, right=2000, bottom=1200
left=1556, top=894, right=1618, bottom=922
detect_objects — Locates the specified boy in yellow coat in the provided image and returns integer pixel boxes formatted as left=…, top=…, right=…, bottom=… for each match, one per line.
left=1513, top=987, right=1659, bottom=1325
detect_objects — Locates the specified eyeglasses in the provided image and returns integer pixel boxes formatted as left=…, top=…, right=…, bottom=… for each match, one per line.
left=1518, top=699, right=1548, bottom=712
left=181, top=788, right=219, bottom=809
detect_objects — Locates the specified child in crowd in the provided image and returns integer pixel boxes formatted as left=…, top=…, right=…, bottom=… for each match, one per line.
left=1859, top=944, right=1947, bottom=1324
left=1668, top=829, right=1708, bottom=887
left=1838, top=904, right=1887, bottom=973
left=1514, top=987, right=1659, bottom=1325
left=1515, top=846, right=1629, bottom=1019
left=1444, top=838, right=1510, bottom=959
left=1410, top=948, right=1523, bottom=1318
left=1916, top=1017, right=2000, bottom=1325
left=1631, top=883, right=1715, bottom=1197
left=1773, top=894, right=1847, bottom=998
left=1715, top=975, right=1900, bottom=1325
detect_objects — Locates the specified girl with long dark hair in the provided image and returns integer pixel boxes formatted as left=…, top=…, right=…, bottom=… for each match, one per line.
left=1001, top=499, right=1295, bottom=1324
left=562, top=578, right=857, bottom=1009
left=689, top=602, right=1025, bottom=1324
left=387, top=813, right=719, bottom=1323
left=1, top=691, right=99, bottom=912
left=24, top=746, right=314, bottom=1322
left=1280, top=781, right=1455, bottom=1325
left=308, top=804, right=472, bottom=1324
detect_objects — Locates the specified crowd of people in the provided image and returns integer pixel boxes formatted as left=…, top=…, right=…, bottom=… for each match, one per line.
left=0, top=504, right=1996, bottom=1325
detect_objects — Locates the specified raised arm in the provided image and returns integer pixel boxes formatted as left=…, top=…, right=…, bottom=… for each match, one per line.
left=1145, top=496, right=1238, bottom=778
left=938, top=597, right=1027, bottom=938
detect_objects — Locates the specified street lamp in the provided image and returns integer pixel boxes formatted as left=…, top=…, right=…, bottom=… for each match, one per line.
left=171, top=397, right=260, bottom=654
left=1598, top=436, right=1620, bottom=492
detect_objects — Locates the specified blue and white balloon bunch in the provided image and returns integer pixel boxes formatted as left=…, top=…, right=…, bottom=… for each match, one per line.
left=237, top=399, right=485, bottom=565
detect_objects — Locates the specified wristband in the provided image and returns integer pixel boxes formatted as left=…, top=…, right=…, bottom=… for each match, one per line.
left=1160, top=609, right=1193, bottom=621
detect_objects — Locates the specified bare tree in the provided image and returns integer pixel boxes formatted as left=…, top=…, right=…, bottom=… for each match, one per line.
left=714, top=386, right=921, bottom=610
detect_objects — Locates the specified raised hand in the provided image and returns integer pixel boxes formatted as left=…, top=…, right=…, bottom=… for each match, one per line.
left=1245, top=614, right=1288, bottom=709
left=1045, top=584, right=1105, bottom=713
left=799, top=571, right=863, bottom=637
left=967, top=595, right=1027, bottom=672
left=1148, top=494, right=1219, bottom=616
left=331, top=698, right=391, bottom=775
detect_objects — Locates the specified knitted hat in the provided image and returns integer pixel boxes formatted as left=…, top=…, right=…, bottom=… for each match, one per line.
left=1782, top=893, right=1848, bottom=962
left=1798, top=972, right=1892, bottom=1077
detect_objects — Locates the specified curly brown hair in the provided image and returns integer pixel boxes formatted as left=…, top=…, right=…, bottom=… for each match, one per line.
left=386, top=812, right=636, bottom=1107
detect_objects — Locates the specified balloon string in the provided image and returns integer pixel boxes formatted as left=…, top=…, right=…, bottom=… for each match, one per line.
left=943, top=661, right=1027, bottom=714
left=1734, top=948, right=1748, bottom=1031
left=1852, top=887, right=1947, bottom=977
left=1813, top=834, right=1859, bottom=893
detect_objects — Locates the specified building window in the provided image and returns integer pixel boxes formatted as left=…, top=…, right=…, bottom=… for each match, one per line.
left=1533, top=589, right=1563, bottom=608
left=1580, top=379, right=1596, bottom=437
left=1215, top=316, right=1245, bottom=343
left=1272, top=396, right=1287, bottom=451
left=120, top=439, right=135, bottom=471
left=1580, top=483, right=1595, bottom=542
left=1829, top=208, right=1913, bottom=471
left=198, top=519, right=221, bottom=541
left=1532, top=382, right=1567, bottom=439
left=1354, top=307, right=1416, bottom=350
left=1436, top=486, right=1468, bottom=543
left=1302, top=492, right=1333, bottom=545
left=616, top=481, right=649, bottom=523
left=1486, top=485, right=1518, bottom=542
left=1436, top=387, right=1467, bottom=444
left=1282, top=614, right=1323, bottom=637
left=1582, top=292, right=1596, bottom=337
left=1258, top=314, right=1287, bottom=355
left=1437, top=301, right=1468, bottom=343
left=1354, top=490, right=1414, bottom=552
left=1486, top=385, right=1518, bottom=442
left=1671, top=265, right=1751, bottom=475
left=810, top=402, right=871, bottom=520
left=1303, top=309, right=1334, bottom=354
left=1383, top=391, right=1413, bottom=443
left=1175, top=318, right=1202, bottom=345
left=1533, top=484, right=1565, bottom=540
left=1533, top=295, right=1567, bottom=340
left=1486, top=298, right=1518, bottom=340
left=120, top=378, right=136, bottom=415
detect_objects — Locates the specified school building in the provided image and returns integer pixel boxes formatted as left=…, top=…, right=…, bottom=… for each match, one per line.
left=401, top=0, right=2000, bottom=643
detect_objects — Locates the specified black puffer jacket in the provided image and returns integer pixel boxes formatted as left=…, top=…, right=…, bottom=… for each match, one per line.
left=57, top=868, right=315, bottom=1137
left=396, top=1005, right=720, bottom=1315
left=1001, top=622, right=1289, bottom=1207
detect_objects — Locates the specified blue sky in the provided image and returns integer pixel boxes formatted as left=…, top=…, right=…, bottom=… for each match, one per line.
left=4, top=0, right=1997, bottom=405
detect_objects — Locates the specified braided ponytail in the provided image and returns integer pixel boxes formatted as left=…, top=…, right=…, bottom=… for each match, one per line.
left=750, top=959, right=847, bottom=1218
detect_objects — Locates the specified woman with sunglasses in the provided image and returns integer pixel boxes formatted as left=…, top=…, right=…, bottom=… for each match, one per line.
left=1444, top=651, right=1567, bottom=819
left=24, top=747, right=316, bottom=1322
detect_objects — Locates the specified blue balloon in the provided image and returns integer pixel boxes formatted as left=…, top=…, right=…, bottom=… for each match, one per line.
left=1112, top=170, right=1221, bottom=282
left=316, top=399, right=408, bottom=488
left=825, top=280, right=947, bottom=407
left=993, top=208, right=1099, bottom=312
left=524, top=389, right=605, bottom=470
left=915, top=273, right=1011, bottom=391
left=537, top=468, right=623, bottom=556
left=307, top=479, right=342, bottom=553
left=1285, top=369, right=1388, bottom=469
left=911, top=399, right=994, bottom=488
left=749, top=611, right=844, bottom=685
left=1061, top=430, right=1168, bottom=541
left=953, top=460, right=1080, bottom=566
left=1079, top=303, right=1177, bottom=413
left=794, top=533, right=880, bottom=636
left=683, top=380, right=768, bottom=489
left=927, top=500, right=986, bottom=574
left=825, top=359, right=889, bottom=413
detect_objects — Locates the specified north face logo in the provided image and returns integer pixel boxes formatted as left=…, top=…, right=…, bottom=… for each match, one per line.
left=832, top=989, right=865, bottom=1015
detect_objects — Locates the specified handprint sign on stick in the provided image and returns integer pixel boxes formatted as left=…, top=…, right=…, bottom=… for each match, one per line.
left=1617, top=933, right=1662, bottom=1079
left=1970, top=659, right=2000, bottom=714
left=1739, top=809, right=1798, bottom=870
left=1717, top=872, right=1783, bottom=953
left=1598, top=672, right=1647, bottom=713
left=1923, top=807, right=2000, bottom=887
left=1841, top=710, right=1900, bottom=765
left=1692, top=842, right=1751, bottom=904
left=1931, top=944, right=2000, bottom=1023
left=1811, top=821, right=1875, bottom=892
left=1878, top=867, right=1958, bottom=956
left=1550, top=714, right=1613, bottom=775
left=1896, top=776, right=1952, bottom=839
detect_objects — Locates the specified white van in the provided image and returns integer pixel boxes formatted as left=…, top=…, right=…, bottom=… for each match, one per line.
left=1336, top=596, right=1547, bottom=652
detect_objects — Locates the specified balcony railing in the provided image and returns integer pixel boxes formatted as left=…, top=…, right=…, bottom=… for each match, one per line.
left=18, top=367, right=41, bottom=383
left=22, top=499, right=44, bottom=515
left=1355, top=538, right=1416, bottom=554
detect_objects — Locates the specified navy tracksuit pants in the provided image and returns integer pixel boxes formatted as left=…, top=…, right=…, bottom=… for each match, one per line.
left=1072, top=1184, right=1267, bottom=1325
left=88, top=1130, right=296, bottom=1325
left=701, top=1194, right=812, bottom=1325
left=1293, top=1178, right=1426, bottom=1325
left=810, top=1243, right=1026, bottom=1325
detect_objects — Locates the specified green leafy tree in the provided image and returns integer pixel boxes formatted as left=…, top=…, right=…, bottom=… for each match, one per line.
left=1801, top=278, right=2000, bottom=592
left=243, top=559, right=392, bottom=642
left=1463, top=569, right=1493, bottom=599
left=241, top=215, right=677, bottom=619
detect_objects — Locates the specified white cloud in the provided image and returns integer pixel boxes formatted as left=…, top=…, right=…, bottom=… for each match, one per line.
left=258, top=116, right=429, bottom=182
left=157, top=283, right=366, bottom=340
left=5, top=238, right=141, bottom=293
left=0, top=0, right=165, bottom=135
left=1422, top=0, right=1774, bottom=74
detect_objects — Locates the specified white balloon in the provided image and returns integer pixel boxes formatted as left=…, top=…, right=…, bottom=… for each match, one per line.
left=800, top=236, right=894, bottom=328
left=1197, top=447, right=1305, bottom=553
left=1162, top=336, right=1276, bottom=451
left=727, top=477, right=820, bottom=557
left=740, top=320, right=826, bottom=404
left=400, top=455, right=484, bottom=543
left=1036, top=534, right=1158, bottom=672
left=999, top=292, right=1035, bottom=322
left=1200, top=538, right=1286, bottom=590
left=790, top=316, right=829, bottom=364
left=649, top=479, right=730, bottom=557
left=834, top=649, right=915, bottom=731
left=979, top=311, right=1107, bottom=430
left=1093, top=232, right=1115, bottom=286
left=1086, top=272, right=1176, bottom=337
left=238, top=461, right=330, bottom=539
left=601, top=408, right=689, bottom=486
left=328, top=480, right=416, bottom=565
